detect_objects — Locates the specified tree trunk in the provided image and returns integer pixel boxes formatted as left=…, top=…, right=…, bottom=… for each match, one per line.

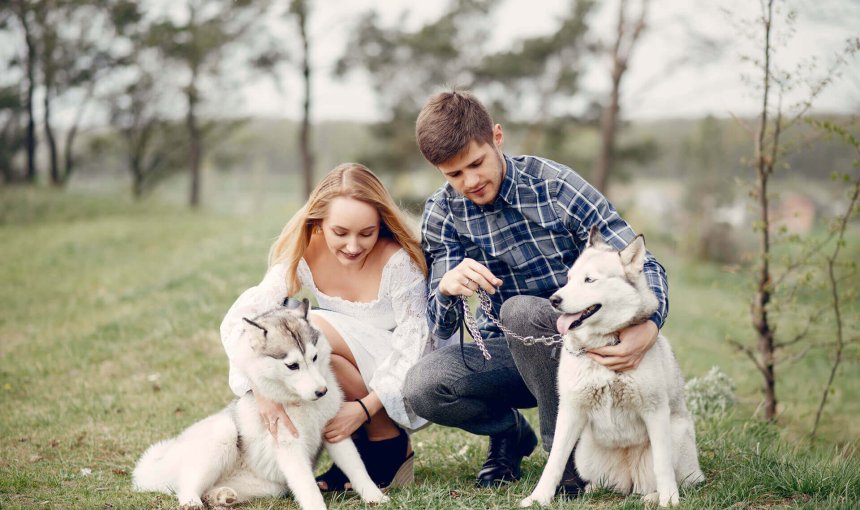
left=297, top=0, right=314, bottom=199
left=186, top=75, right=202, bottom=208
left=594, top=70, right=621, bottom=193
left=19, top=6, right=38, bottom=183
left=591, top=0, right=648, bottom=194
left=43, top=87, right=60, bottom=186
left=752, top=0, right=777, bottom=422
left=60, top=82, right=96, bottom=186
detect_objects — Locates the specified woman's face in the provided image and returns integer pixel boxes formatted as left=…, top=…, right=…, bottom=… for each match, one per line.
left=319, top=196, right=381, bottom=268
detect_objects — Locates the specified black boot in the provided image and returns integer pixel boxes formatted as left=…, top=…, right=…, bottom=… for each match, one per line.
left=555, top=451, right=587, bottom=498
left=316, top=427, right=414, bottom=492
left=357, top=427, right=415, bottom=489
left=475, top=410, right=538, bottom=487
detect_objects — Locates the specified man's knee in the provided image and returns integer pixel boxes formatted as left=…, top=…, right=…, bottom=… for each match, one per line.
left=403, top=359, right=447, bottom=420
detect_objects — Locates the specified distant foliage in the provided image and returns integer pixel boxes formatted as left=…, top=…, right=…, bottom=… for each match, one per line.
left=686, top=366, right=736, bottom=419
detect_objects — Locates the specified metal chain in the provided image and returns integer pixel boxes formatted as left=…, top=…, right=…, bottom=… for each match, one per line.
left=460, top=289, right=566, bottom=361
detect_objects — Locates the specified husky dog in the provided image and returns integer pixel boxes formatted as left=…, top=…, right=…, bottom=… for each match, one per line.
left=521, top=228, right=704, bottom=508
left=132, top=300, right=388, bottom=510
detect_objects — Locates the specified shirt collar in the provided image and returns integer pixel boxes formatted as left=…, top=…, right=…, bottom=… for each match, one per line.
left=497, top=155, right=517, bottom=206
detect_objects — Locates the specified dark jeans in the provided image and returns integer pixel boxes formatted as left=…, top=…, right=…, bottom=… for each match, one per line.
left=404, top=295, right=563, bottom=451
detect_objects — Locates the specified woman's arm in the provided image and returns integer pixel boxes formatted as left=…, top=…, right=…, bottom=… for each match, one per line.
left=366, top=253, right=431, bottom=429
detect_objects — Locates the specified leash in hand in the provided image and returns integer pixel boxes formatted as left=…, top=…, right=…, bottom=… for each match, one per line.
left=459, top=290, right=568, bottom=364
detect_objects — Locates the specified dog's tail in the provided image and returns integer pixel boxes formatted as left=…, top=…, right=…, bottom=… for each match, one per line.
left=131, top=438, right=174, bottom=493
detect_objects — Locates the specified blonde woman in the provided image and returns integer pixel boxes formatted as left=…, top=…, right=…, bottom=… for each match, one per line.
left=220, top=163, right=435, bottom=491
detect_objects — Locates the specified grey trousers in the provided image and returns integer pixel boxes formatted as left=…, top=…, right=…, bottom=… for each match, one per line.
left=404, top=295, right=563, bottom=451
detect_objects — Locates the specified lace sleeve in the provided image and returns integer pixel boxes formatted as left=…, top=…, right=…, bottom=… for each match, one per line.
left=367, top=252, right=431, bottom=430
left=219, top=263, right=289, bottom=396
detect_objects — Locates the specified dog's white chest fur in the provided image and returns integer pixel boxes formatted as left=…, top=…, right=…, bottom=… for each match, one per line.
left=560, top=342, right=666, bottom=449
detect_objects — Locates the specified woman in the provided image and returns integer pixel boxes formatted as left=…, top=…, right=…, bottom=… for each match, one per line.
left=220, top=163, right=433, bottom=491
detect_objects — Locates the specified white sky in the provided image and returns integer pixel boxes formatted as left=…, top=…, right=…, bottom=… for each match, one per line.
left=241, top=0, right=860, bottom=122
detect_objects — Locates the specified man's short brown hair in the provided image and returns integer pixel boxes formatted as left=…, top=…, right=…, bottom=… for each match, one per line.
left=415, top=90, right=494, bottom=165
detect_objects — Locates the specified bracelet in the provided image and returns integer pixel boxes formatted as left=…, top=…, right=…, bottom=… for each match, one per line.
left=355, top=398, right=372, bottom=424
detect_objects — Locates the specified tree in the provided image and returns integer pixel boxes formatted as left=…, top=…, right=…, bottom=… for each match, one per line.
left=730, top=2, right=857, bottom=421
left=35, top=1, right=117, bottom=186
left=4, top=0, right=39, bottom=183
left=0, top=84, right=26, bottom=183
left=147, top=0, right=271, bottom=207
left=475, top=0, right=595, bottom=154
left=336, top=0, right=497, bottom=173
left=592, top=0, right=649, bottom=194
left=288, top=0, right=314, bottom=199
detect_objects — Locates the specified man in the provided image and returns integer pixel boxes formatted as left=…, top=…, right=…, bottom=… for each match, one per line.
left=403, top=90, right=669, bottom=496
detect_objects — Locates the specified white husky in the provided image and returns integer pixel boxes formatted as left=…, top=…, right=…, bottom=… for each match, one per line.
left=132, top=300, right=388, bottom=510
left=521, top=228, right=704, bottom=508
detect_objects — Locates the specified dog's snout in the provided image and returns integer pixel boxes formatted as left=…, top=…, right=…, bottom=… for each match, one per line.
left=314, top=387, right=328, bottom=398
left=549, top=294, right=562, bottom=308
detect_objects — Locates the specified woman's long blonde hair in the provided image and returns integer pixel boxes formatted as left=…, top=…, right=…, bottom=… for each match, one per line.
left=269, top=163, right=427, bottom=295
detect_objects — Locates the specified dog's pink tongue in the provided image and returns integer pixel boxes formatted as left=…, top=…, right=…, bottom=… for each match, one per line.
left=556, top=312, right=584, bottom=335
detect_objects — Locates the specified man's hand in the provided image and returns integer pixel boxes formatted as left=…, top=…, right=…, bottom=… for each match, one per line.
left=586, top=320, right=658, bottom=372
left=253, top=387, right=298, bottom=439
left=439, top=258, right=503, bottom=297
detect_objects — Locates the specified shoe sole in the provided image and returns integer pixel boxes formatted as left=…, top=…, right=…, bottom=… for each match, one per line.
left=385, top=452, right=415, bottom=490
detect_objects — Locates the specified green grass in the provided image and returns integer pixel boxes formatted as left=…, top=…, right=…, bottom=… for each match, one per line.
left=1, top=188, right=858, bottom=509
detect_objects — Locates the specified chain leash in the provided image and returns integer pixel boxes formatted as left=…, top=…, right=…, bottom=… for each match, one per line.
left=460, top=289, right=569, bottom=361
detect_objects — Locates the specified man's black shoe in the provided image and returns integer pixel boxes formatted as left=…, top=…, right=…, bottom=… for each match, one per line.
left=555, top=452, right=587, bottom=499
left=475, top=411, right=538, bottom=488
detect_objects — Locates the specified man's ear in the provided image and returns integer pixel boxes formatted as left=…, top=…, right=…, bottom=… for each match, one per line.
left=587, top=225, right=610, bottom=249
left=619, top=235, right=646, bottom=271
left=493, top=123, right=504, bottom=149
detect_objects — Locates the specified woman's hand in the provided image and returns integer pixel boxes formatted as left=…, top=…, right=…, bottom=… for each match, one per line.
left=323, top=401, right=368, bottom=443
left=586, top=320, right=658, bottom=372
left=253, top=387, right=299, bottom=439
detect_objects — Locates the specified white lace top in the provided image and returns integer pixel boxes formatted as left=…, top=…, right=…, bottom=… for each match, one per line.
left=220, top=248, right=432, bottom=430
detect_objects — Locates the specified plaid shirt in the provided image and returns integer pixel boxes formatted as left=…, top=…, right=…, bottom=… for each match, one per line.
left=421, top=154, right=669, bottom=343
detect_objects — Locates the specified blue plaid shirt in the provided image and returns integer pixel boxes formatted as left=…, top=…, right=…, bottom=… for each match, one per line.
left=421, top=154, right=669, bottom=343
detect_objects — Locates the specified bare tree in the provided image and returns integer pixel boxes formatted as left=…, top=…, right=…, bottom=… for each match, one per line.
left=288, top=0, right=314, bottom=199
left=148, top=0, right=271, bottom=207
left=6, top=0, right=39, bottom=183
left=808, top=119, right=860, bottom=439
left=592, top=0, right=649, bottom=193
left=730, top=2, right=856, bottom=421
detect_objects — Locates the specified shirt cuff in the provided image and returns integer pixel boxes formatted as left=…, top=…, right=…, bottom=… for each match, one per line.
left=648, top=312, right=664, bottom=330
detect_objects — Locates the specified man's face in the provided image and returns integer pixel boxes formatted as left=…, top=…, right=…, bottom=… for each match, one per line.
left=437, top=124, right=505, bottom=206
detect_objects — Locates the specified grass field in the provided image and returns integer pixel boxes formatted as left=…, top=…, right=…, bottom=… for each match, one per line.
left=1, top=188, right=858, bottom=509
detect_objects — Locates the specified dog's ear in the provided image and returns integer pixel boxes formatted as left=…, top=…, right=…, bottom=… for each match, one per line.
left=587, top=225, right=610, bottom=249
left=619, top=235, right=646, bottom=271
left=243, top=317, right=268, bottom=351
left=297, top=298, right=310, bottom=319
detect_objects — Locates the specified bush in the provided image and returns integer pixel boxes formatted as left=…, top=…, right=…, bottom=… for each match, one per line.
left=686, top=366, right=736, bottom=418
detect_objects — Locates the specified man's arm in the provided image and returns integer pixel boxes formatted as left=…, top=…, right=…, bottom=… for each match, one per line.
left=552, top=165, right=669, bottom=371
left=554, top=167, right=669, bottom=327
left=421, top=197, right=464, bottom=342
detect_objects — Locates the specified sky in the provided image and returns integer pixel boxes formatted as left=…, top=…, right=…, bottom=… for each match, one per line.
left=240, top=0, right=860, bottom=122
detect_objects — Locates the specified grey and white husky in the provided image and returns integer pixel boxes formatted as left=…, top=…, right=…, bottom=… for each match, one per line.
left=132, top=300, right=387, bottom=510
left=521, top=228, right=704, bottom=508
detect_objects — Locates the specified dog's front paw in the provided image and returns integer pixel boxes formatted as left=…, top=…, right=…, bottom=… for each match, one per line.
left=658, top=491, right=679, bottom=507
left=520, top=491, right=553, bottom=507
left=357, top=485, right=389, bottom=505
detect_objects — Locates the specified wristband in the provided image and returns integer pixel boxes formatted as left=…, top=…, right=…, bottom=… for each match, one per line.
left=355, top=398, right=372, bottom=424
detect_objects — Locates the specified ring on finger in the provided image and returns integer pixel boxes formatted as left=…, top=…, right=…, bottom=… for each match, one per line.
left=464, top=277, right=473, bottom=288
